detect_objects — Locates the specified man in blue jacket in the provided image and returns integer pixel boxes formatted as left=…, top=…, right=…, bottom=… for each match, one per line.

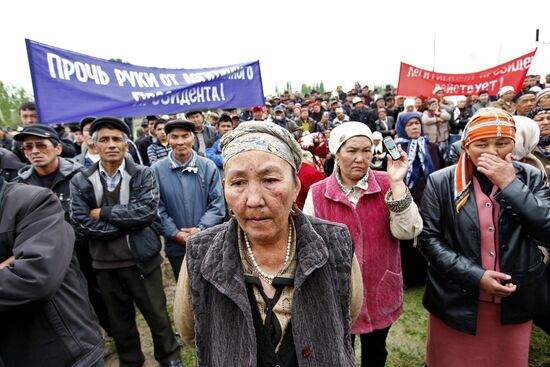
left=151, top=119, right=225, bottom=279
left=69, top=117, right=181, bottom=367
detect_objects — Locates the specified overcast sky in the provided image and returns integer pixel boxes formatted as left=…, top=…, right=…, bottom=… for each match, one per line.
left=2, top=0, right=549, bottom=97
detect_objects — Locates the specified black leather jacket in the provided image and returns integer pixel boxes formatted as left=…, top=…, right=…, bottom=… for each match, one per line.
left=419, top=162, right=550, bottom=335
left=69, top=158, right=163, bottom=275
left=447, top=140, right=462, bottom=166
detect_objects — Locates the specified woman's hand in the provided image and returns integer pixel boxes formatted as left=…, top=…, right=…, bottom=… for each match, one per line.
left=387, top=145, right=408, bottom=182
left=479, top=270, right=517, bottom=297
left=476, top=153, right=516, bottom=189
left=387, top=145, right=408, bottom=198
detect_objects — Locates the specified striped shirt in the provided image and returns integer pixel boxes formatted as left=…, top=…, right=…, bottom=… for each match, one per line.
left=147, top=141, right=171, bottom=165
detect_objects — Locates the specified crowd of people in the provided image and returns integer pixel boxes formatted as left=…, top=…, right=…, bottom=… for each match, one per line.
left=0, top=72, right=550, bottom=367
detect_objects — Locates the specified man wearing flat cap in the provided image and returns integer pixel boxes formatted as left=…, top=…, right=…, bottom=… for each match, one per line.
left=151, top=119, right=225, bottom=279
left=135, top=115, right=159, bottom=166
left=69, top=117, right=182, bottom=367
left=13, top=124, right=114, bottom=342
left=14, top=125, right=82, bottom=217
left=513, top=91, right=536, bottom=116
left=74, top=117, right=100, bottom=169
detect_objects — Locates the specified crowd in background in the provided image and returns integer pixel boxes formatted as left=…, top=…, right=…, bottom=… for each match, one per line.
left=1, top=71, right=550, bottom=367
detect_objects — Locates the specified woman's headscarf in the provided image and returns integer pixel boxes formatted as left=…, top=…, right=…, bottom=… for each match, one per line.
left=511, top=116, right=540, bottom=160
left=220, top=121, right=302, bottom=171
left=455, top=108, right=516, bottom=212
left=328, top=121, right=373, bottom=154
left=396, top=111, right=435, bottom=189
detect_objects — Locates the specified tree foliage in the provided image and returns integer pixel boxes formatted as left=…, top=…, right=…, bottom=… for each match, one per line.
left=299, top=81, right=326, bottom=96
left=0, top=81, right=33, bottom=128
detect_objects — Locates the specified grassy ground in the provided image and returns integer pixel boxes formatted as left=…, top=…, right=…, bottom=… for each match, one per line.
left=107, top=260, right=550, bottom=366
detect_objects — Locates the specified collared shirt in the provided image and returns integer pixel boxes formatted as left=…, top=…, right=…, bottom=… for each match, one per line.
left=99, top=160, right=125, bottom=192
left=335, top=166, right=369, bottom=206
left=168, top=150, right=198, bottom=174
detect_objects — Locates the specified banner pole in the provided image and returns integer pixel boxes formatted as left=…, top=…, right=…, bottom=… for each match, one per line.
left=432, top=32, right=436, bottom=72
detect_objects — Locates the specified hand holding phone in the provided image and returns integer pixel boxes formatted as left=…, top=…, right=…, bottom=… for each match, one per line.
left=383, top=136, right=401, bottom=161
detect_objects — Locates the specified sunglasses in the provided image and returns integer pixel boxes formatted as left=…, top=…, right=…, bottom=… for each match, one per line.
left=22, top=142, right=51, bottom=151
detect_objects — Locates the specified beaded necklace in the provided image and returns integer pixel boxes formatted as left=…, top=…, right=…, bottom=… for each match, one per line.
left=243, top=225, right=292, bottom=284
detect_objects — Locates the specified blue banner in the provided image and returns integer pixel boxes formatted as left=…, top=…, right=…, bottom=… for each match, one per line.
left=26, top=39, right=265, bottom=123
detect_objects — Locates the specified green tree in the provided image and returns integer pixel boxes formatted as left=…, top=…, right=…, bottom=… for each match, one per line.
left=373, top=84, right=395, bottom=95
left=0, top=81, right=33, bottom=128
left=109, top=58, right=130, bottom=64
left=285, top=81, right=293, bottom=94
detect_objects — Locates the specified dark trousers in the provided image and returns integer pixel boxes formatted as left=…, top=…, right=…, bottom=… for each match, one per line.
left=534, top=311, right=550, bottom=335
left=168, top=255, right=185, bottom=281
left=74, top=242, right=112, bottom=335
left=400, top=239, right=427, bottom=288
left=352, top=326, right=391, bottom=367
left=95, top=266, right=179, bottom=367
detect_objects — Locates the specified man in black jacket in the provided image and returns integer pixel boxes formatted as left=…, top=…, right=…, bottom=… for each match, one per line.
left=0, top=179, right=103, bottom=367
left=135, top=115, right=159, bottom=166
left=14, top=124, right=113, bottom=341
left=0, top=148, right=24, bottom=181
left=69, top=117, right=181, bottom=367
left=349, top=96, right=374, bottom=131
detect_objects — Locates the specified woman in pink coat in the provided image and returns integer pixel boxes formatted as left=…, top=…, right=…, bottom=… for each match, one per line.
left=303, top=121, right=422, bottom=366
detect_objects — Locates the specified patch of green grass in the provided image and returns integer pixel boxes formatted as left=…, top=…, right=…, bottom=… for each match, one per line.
left=384, top=287, right=550, bottom=367
left=135, top=262, right=550, bottom=367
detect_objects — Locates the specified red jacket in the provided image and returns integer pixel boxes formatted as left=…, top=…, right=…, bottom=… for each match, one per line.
left=296, top=163, right=325, bottom=210
left=310, top=170, right=403, bottom=333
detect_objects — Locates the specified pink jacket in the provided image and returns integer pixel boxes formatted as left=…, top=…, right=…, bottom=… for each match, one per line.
left=310, top=170, right=402, bottom=333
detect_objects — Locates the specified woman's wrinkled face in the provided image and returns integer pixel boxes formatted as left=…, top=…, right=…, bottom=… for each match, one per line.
left=224, top=151, right=300, bottom=245
left=465, top=137, right=515, bottom=166
left=404, top=118, right=422, bottom=139
left=538, top=95, right=550, bottom=109
left=336, top=136, right=372, bottom=183
left=533, top=112, right=550, bottom=137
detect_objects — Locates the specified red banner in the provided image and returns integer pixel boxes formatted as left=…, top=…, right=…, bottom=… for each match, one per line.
left=396, top=49, right=537, bottom=97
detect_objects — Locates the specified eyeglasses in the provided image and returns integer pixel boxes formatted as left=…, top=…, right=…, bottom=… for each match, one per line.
left=22, top=142, right=51, bottom=151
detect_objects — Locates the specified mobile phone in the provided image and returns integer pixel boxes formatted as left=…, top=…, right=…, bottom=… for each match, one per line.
left=383, top=136, right=401, bottom=160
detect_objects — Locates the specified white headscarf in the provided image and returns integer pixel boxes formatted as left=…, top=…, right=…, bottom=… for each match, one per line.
left=328, top=121, right=373, bottom=154
left=511, top=116, right=540, bottom=160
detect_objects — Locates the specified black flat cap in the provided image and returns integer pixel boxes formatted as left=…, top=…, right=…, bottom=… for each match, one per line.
left=14, top=124, right=61, bottom=144
left=512, top=91, right=536, bottom=103
left=79, top=116, right=96, bottom=131
left=89, top=117, right=130, bottom=136
left=164, top=119, right=195, bottom=134
left=185, top=110, right=203, bottom=118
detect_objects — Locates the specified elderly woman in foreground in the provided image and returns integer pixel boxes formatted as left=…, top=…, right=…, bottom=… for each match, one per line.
left=174, top=121, right=363, bottom=366
left=419, top=108, right=550, bottom=366
left=303, top=121, right=423, bottom=367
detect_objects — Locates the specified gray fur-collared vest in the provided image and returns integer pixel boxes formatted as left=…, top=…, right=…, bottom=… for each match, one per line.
left=186, top=213, right=355, bottom=366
